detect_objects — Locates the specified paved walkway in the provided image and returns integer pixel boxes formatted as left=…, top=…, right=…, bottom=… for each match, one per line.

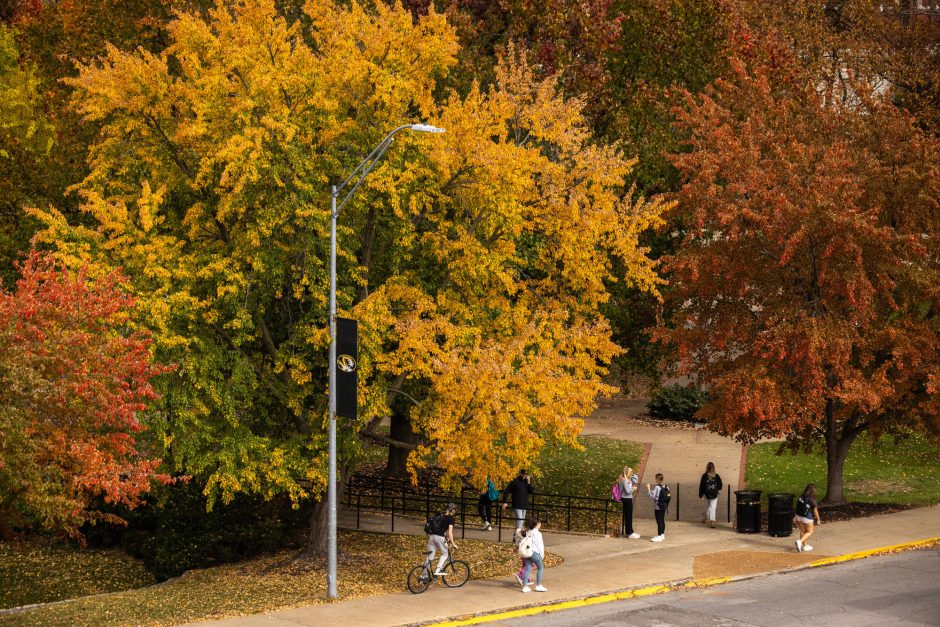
left=583, top=397, right=744, bottom=522
left=195, top=505, right=940, bottom=627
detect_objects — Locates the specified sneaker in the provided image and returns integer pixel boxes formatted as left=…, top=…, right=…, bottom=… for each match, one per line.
left=515, top=573, right=524, bottom=586
left=651, top=535, right=663, bottom=542
left=535, top=585, right=548, bottom=592
left=433, top=569, right=446, bottom=576
left=803, top=545, right=814, bottom=552
left=521, top=586, right=532, bottom=593
left=628, top=532, right=641, bottom=539
left=483, top=523, right=492, bottom=531
left=795, top=540, right=803, bottom=552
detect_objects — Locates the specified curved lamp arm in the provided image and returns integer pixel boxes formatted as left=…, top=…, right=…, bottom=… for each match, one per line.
left=332, top=123, right=445, bottom=216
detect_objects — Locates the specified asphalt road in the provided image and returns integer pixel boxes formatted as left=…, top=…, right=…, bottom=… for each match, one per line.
left=504, top=548, right=940, bottom=626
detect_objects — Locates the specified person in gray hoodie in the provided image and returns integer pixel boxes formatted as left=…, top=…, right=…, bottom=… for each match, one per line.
left=618, top=466, right=640, bottom=538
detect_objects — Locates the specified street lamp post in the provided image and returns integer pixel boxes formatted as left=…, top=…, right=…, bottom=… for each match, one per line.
left=327, top=123, right=444, bottom=599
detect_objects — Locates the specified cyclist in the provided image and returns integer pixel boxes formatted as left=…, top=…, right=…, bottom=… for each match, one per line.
left=426, top=502, right=459, bottom=576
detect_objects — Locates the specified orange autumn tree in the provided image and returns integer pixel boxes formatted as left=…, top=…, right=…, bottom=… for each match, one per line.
left=31, top=0, right=669, bottom=551
left=0, top=252, right=169, bottom=539
left=658, top=35, right=940, bottom=503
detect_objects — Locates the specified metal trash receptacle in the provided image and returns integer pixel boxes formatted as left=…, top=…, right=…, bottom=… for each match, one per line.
left=767, top=493, right=794, bottom=537
left=735, top=490, right=762, bottom=533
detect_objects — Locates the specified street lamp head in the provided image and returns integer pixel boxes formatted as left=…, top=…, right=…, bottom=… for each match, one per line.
left=410, top=123, right=446, bottom=133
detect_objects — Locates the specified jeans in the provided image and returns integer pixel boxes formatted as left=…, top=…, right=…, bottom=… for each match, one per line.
left=425, top=534, right=448, bottom=571
left=513, top=508, right=526, bottom=531
left=654, top=508, right=666, bottom=536
left=478, top=494, right=492, bottom=524
left=703, top=497, right=718, bottom=522
left=621, top=498, right=634, bottom=535
left=523, top=551, right=544, bottom=586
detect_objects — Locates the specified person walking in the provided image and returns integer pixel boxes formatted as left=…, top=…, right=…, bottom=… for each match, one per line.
left=794, top=483, right=821, bottom=552
left=698, top=462, right=723, bottom=528
left=425, top=502, right=458, bottom=576
left=501, top=469, right=534, bottom=532
left=618, top=466, right=640, bottom=538
left=647, top=473, right=669, bottom=542
left=478, top=477, right=498, bottom=530
left=519, top=515, right=548, bottom=593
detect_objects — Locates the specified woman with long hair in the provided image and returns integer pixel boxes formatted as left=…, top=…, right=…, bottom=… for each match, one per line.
left=795, top=483, right=821, bottom=552
left=519, top=515, right=548, bottom=593
left=698, top=461, right=723, bottom=528
left=618, top=466, right=640, bottom=538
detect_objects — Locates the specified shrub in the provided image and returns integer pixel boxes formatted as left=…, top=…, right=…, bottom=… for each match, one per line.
left=647, top=385, right=709, bottom=422
left=84, top=481, right=310, bottom=580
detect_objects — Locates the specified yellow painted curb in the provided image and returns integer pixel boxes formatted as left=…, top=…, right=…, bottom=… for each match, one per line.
left=426, top=537, right=940, bottom=627
left=808, top=536, right=940, bottom=568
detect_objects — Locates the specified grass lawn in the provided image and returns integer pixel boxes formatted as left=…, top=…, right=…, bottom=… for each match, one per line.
left=745, top=432, right=940, bottom=506
left=0, top=540, right=155, bottom=610
left=0, top=530, right=559, bottom=627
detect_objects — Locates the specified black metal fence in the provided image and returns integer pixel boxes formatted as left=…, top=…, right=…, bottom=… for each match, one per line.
left=344, top=474, right=735, bottom=540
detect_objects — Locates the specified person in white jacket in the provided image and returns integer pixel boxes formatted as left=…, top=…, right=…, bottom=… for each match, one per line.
left=520, top=515, right=547, bottom=593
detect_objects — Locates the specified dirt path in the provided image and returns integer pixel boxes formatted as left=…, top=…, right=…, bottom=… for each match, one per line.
left=583, top=397, right=745, bottom=524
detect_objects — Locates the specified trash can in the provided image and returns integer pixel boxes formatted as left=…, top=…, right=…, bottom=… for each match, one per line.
left=734, top=490, right=762, bottom=533
left=767, top=493, right=794, bottom=537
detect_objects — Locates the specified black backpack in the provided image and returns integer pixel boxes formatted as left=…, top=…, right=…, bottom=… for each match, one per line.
left=796, top=497, right=812, bottom=518
left=657, top=484, right=671, bottom=511
left=424, top=513, right=446, bottom=535
left=704, top=476, right=720, bottom=499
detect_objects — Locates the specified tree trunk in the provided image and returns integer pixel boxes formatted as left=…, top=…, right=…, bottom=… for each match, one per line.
left=306, top=464, right=352, bottom=556
left=822, top=401, right=862, bottom=505
left=385, top=408, right=418, bottom=479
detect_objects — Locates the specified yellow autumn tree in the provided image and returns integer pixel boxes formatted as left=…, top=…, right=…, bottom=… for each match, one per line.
left=31, top=0, right=668, bottom=551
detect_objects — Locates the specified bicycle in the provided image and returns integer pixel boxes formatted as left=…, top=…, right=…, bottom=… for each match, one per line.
left=407, top=548, right=471, bottom=593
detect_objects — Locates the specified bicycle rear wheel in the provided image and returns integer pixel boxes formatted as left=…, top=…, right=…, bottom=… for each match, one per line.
left=442, top=560, right=470, bottom=587
left=407, top=564, right=432, bottom=594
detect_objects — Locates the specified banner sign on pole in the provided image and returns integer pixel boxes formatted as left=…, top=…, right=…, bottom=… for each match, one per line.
left=336, top=317, right=358, bottom=420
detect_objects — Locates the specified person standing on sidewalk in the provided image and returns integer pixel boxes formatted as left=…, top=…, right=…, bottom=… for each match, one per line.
left=647, top=473, right=669, bottom=542
left=619, top=466, right=640, bottom=538
left=478, top=477, right=498, bottom=530
left=794, top=483, right=821, bottom=552
left=519, top=515, right=548, bottom=593
left=502, top=469, right=534, bottom=531
left=698, top=462, right=723, bottom=528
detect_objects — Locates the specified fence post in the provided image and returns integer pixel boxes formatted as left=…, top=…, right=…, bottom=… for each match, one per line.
left=425, top=482, right=430, bottom=521
left=460, top=487, right=466, bottom=539
left=676, top=482, right=680, bottom=521
left=357, top=493, right=361, bottom=530
left=604, top=498, right=609, bottom=536
left=402, top=482, right=407, bottom=520
left=497, top=502, right=502, bottom=542
left=727, top=484, right=731, bottom=523
left=380, top=477, right=386, bottom=512
left=391, top=493, right=395, bottom=533
left=566, top=496, right=571, bottom=532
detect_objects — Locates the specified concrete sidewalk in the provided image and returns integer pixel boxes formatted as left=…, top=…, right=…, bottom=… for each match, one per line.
left=195, top=504, right=940, bottom=627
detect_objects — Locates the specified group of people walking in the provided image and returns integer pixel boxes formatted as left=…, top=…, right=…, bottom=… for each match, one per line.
left=424, top=463, right=822, bottom=593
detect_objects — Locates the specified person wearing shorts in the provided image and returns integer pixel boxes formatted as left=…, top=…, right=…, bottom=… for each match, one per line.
left=794, top=483, right=821, bottom=552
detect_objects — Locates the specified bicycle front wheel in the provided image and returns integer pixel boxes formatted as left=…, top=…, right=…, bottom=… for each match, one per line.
left=442, top=560, right=470, bottom=587
left=407, top=564, right=432, bottom=594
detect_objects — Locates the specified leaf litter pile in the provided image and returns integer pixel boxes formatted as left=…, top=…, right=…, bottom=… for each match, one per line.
left=1, top=530, right=561, bottom=627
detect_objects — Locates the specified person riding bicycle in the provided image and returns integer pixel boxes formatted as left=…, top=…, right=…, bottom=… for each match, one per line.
left=426, top=502, right=459, bottom=576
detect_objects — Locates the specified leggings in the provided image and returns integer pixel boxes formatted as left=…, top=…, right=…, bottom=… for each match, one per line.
left=621, top=498, right=634, bottom=535
left=477, top=494, right=492, bottom=524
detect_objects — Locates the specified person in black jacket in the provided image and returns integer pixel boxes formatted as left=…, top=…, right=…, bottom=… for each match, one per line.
left=501, top=469, right=534, bottom=531
left=698, top=461, right=723, bottom=528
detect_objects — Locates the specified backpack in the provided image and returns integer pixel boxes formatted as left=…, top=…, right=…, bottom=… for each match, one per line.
left=487, top=479, right=499, bottom=502
left=796, top=496, right=812, bottom=518
left=612, top=481, right=622, bottom=503
left=656, top=484, right=671, bottom=511
left=517, top=533, right=535, bottom=558
left=704, top=475, right=720, bottom=499
left=424, top=513, right=446, bottom=535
